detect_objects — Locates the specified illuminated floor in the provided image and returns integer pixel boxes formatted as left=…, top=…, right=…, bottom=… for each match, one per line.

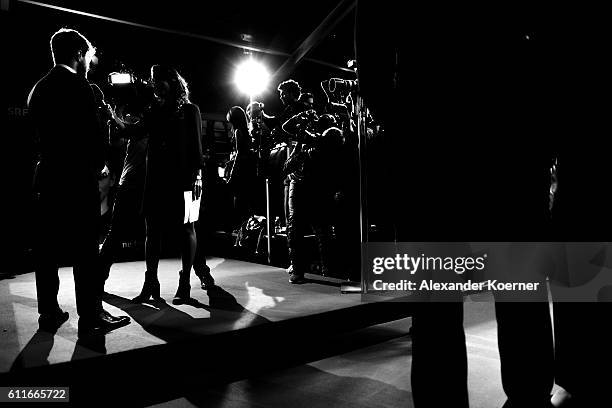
left=0, top=259, right=560, bottom=407
left=0, top=257, right=382, bottom=374
left=148, top=302, right=507, bottom=408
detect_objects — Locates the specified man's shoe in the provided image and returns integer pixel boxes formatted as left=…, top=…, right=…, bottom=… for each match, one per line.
left=38, top=310, right=69, bottom=332
left=78, top=311, right=130, bottom=338
left=100, top=309, right=131, bottom=328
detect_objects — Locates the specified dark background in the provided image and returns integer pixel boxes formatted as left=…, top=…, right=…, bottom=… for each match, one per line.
left=2, top=1, right=611, bottom=273
left=1, top=0, right=358, bottom=272
left=3, top=0, right=357, bottom=115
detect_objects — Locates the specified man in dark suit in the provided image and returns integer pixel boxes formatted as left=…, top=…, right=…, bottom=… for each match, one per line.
left=28, top=28, right=130, bottom=337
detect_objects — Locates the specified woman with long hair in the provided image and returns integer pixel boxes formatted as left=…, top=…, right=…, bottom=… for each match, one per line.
left=225, top=106, right=257, bottom=226
left=133, top=64, right=211, bottom=304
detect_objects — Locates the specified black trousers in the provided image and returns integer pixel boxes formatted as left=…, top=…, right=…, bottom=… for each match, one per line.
left=495, top=302, right=554, bottom=408
left=411, top=302, right=469, bottom=408
left=266, top=146, right=289, bottom=226
left=286, top=180, right=334, bottom=274
left=33, top=193, right=101, bottom=321
left=99, top=184, right=144, bottom=281
left=554, top=302, right=612, bottom=406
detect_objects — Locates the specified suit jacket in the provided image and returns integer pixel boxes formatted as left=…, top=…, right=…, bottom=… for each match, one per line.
left=27, top=66, right=105, bottom=217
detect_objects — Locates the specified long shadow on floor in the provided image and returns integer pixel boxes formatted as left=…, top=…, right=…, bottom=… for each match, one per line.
left=103, top=286, right=270, bottom=343
left=9, top=330, right=56, bottom=371
left=9, top=326, right=108, bottom=372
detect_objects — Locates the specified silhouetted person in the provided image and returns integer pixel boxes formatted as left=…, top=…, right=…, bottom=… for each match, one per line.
left=282, top=112, right=340, bottom=282
left=99, top=103, right=148, bottom=281
left=356, top=3, right=556, bottom=407
left=27, top=28, right=130, bottom=337
left=133, top=65, right=204, bottom=305
left=268, top=80, right=307, bottom=227
left=224, top=106, right=258, bottom=228
left=549, top=15, right=612, bottom=407
left=192, top=109, right=216, bottom=290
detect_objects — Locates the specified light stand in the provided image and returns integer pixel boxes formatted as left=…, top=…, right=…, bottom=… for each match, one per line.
left=340, top=89, right=368, bottom=294
left=265, top=177, right=272, bottom=264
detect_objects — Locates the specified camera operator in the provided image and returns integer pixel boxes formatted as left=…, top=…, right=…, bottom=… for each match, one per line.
left=192, top=112, right=217, bottom=290
left=99, top=100, right=149, bottom=284
left=256, top=79, right=309, bottom=230
left=281, top=111, right=342, bottom=283
left=224, top=106, right=258, bottom=229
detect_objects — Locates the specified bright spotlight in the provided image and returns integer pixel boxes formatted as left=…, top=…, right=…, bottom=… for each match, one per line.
left=234, top=59, right=270, bottom=97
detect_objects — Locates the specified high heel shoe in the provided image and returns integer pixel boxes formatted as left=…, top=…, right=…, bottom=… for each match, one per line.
left=194, top=265, right=215, bottom=290
left=132, top=272, right=162, bottom=303
left=172, top=270, right=191, bottom=305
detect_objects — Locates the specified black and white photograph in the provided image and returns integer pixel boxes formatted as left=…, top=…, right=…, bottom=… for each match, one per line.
left=1, top=1, right=611, bottom=407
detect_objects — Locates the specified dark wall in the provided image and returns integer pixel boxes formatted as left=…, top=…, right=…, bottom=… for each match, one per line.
left=356, top=1, right=612, bottom=242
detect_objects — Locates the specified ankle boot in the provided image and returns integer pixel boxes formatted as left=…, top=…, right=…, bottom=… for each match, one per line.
left=194, top=265, right=215, bottom=290
left=172, top=270, right=191, bottom=304
left=132, top=271, right=161, bottom=303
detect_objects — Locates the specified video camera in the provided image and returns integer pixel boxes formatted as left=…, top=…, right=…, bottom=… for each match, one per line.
left=108, top=72, right=134, bottom=85
left=108, top=68, right=151, bottom=87
left=284, top=109, right=338, bottom=144
left=327, top=78, right=359, bottom=94
left=106, top=66, right=154, bottom=120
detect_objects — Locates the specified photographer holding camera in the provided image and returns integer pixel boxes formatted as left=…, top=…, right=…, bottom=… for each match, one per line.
left=252, top=79, right=309, bottom=230
left=281, top=110, right=342, bottom=283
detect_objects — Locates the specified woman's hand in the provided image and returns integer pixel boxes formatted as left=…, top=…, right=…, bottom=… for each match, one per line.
left=193, top=178, right=202, bottom=201
left=193, top=169, right=203, bottom=200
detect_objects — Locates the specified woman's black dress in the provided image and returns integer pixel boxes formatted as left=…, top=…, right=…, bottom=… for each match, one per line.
left=143, top=101, right=203, bottom=226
